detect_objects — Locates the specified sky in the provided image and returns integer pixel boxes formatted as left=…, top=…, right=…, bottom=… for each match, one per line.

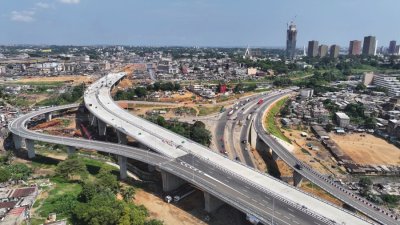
left=0, top=0, right=399, bottom=47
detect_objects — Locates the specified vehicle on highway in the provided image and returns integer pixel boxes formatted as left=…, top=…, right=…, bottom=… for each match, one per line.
left=247, top=114, right=252, bottom=120
left=294, top=164, right=302, bottom=170
left=257, top=99, right=264, bottom=104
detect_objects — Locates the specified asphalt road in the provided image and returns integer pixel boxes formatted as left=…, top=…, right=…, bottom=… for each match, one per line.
left=254, top=93, right=399, bottom=225
left=80, top=73, right=376, bottom=225
left=9, top=104, right=341, bottom=225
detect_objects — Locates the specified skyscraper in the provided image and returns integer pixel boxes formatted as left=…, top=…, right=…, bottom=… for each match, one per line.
left=286, top=22, right=297, bottom=59
left=388, top=40, right=397, bottom=55
left=318, top=45, right=328, bottom=57
left=330, top=45, right=340, bottom=58
left=362, top=36, right=377, bottom=56
left=307, top=41, right=319, bottom=57
left=349, top=40, right=362, bottom=55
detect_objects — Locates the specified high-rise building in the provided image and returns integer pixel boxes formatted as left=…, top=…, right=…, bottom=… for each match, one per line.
left=362, top=36, right=377, bottom=56
left=318, top=45, right=328, bottom=57
left=307, top=40, right=319, bottom=57
left=330, top=45, right=340, bottom=58
left=396, top=45, right=400, bottom=55
left=388, top=40, right=397, bottom=55
left=349, top=40, right=362, bottom=55
left=286, top=22, right=297, bottom=59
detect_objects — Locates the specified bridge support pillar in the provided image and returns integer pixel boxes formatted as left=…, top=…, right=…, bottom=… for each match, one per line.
left=45, top=112, right=52, bottom=122
left=271, top=151, right=279, bottom=161
left=12, top=134, right=24, bottom=150
left=249, top=121, right=257, bottom=150
left=89, top=114, right=97, bottom=127
left=26, top=139, right=36, bottom=159
left=118, top=155, right=128, bottom=180
left=161, top=171, right=185, bottom=192
left=293, top=170, right=304, bottom=187
left=117, top=131, right=127, bottom=145
left=204, top=192, right=224, bottom=213
left=67, top=146, right=76, bottom=155
left=98, top=119, right=107, bottom=136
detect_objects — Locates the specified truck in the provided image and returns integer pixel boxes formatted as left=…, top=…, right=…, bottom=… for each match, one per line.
left=164, top=184, right=195, bottom=203
left=257, top=99, right=264, bottom=105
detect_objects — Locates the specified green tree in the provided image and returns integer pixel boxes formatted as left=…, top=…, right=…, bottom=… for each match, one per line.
left=190, top=126, right=211, bottom=146
left=6, top=163, right=32, bottom=181
left=134, top=87, right=148, bottom=98
left=74, top=194, right=124, bottom=225
left=325, top=123, right=334, bottom=132
left=96, top=168, right=120, bottom=194
left=121, top=187, right=136, bottom=202
left=56, top=156, right=88, bottom=180
left=0, top=167, right=11, bottom=182
left=355, top=83, right=367, bottom=92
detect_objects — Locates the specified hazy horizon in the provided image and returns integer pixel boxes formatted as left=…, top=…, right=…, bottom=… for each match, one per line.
left=1, top=0, right=400, bottom=48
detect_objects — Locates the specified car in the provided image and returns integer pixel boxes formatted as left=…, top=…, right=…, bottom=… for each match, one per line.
left=241, top=140, right=247, bottom=144
left=294, top=164, right=302, bottom=170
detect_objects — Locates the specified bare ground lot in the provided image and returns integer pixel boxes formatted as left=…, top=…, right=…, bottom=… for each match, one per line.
left=330, top=133, right=400, bottom=165
left=134, top=189, right=247, bottom=225
left=16, top=75, right=94, bottom=85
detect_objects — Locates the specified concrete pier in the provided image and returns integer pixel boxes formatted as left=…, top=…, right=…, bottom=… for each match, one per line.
left=12, top=134, right=23, bottom=150
left=98, top=119, right=107, bottom=136
left=293, top=170, right=304, bottom=187
left=45, top=112, right=52, bottom=122
left=204, top=192, right=224, bottom=213
left=118, top=155, right=127, bottom=180
left=67, top=146, right=76, bottom=155
left=117, top=131, right=127, bottom=145
left=25, top=139, right=36, bottom=159
left=161, top=171, right=185, bottom=192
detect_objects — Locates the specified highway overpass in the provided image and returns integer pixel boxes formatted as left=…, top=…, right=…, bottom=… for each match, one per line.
left=250, top=93, right=399, bottom=225
left=80, top=72, right=374, bottom=225
left=8, top=72, right=378, bottom=225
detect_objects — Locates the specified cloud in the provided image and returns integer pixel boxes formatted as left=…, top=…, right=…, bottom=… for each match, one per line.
left=10, top=10, right=35, bottom=22
left=36, top=2, right=50, bottom=9
left=59, top=0, right=80, bottom=4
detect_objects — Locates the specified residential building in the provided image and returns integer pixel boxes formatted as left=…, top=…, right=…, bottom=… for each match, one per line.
left=349, top=40, right=362, bottom=56
left=286, top=22, right=297, bottom=59
left=247, top=67, right=257, bottom=76
left=362, top=36, right=377, bottom=56
left=318, top=45, right=329, bottom=57
left=335, top=112, right=350, bottom=128
left=388, top=40, right=397, bottom=55
left=363, top=72, right=374, bottom=86
left=307, top=41, right=319, bottom=57
left=300, top=88, right=314, bottom=99
left=373, top=74, right=400, bottom=97
left=330, top=45, right=340, bottom=58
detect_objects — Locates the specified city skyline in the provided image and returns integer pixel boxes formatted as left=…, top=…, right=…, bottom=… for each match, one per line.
left=1, top=0, right=400, bottom=47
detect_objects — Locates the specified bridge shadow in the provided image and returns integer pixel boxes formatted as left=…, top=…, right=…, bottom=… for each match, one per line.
left=255, top=139, right=281, bottom=179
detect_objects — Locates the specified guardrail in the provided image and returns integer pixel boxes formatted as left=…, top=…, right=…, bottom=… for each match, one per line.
left=87, top=76, right=374, bottom=225
left=253, top=93, right=397, bottom=224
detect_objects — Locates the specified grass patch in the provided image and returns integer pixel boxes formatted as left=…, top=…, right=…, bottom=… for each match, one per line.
left=81, top=157, right=118, bottom=175
left=264, top=97, right=291, bottom=143
left=198, top=105, right=222, bottom=116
